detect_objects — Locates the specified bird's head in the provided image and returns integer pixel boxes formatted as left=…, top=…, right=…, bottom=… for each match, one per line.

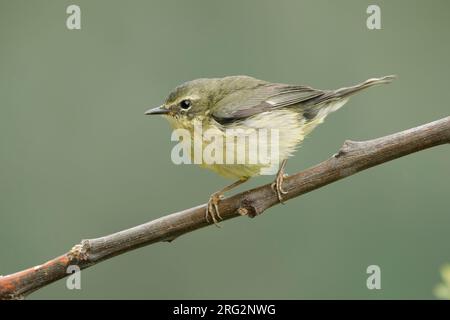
left=145, top=78, right=224, bottom=128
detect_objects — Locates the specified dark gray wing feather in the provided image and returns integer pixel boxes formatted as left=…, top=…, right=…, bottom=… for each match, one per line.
left=212, top=84, right=326, bottom=123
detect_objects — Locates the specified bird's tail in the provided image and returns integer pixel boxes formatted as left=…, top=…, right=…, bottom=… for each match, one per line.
left=312, top=75, right=396, bottom=104
left=333, top=75, right=396, bottom=99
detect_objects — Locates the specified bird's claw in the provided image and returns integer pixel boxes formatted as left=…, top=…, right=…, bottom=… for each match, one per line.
left=206, top=192, right=223, bottom=227
left=272, top=172, right=288, bottom=204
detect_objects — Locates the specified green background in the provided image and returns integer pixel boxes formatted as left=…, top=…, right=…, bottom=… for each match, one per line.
left=1, top=0, right=449, bottom=299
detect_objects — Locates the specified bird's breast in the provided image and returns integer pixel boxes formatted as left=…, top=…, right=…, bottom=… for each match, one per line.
left=167, top=109, right=308, bottom=179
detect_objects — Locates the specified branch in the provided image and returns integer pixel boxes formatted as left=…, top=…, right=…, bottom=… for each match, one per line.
left=1, top=116, right=449, bottom=299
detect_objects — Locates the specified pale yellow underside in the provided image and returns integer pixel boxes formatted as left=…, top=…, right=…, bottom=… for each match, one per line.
left=166, top=100, right=347, bottom=179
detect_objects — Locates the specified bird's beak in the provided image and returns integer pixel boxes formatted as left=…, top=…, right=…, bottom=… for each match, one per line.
left=144, top=105, right=170, bottom=115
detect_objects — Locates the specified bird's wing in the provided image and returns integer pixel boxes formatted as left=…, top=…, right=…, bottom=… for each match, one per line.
left=212, top=84, right=325, bottom=123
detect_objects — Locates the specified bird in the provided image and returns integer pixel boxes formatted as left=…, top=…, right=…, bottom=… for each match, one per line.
left=145, top=75, right=395, bottom=225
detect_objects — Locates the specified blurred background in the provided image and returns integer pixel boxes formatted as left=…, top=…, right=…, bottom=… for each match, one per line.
left=0, top=0, right=449, bottom=299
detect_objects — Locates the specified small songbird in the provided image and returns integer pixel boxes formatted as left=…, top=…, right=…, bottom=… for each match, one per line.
left=145, top=75, right=395, bottom=225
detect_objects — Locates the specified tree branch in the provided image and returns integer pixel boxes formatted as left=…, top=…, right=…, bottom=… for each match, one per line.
left=1, top=116, right=449, bottom=299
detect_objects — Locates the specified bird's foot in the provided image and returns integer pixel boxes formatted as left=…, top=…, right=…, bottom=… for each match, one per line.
left=204, top=178, right=250, bottom=227
left=206, top=192, right=225, bottom=227
left=271, top=171, right=288, bottom=204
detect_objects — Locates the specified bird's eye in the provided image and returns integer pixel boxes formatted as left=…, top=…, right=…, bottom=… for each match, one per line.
left=179, top=99, right=191, bottom=110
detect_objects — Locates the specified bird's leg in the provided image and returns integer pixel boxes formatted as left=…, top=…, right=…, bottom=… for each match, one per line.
left=271, top=159, right=289, bottom=203
left=206, top=177, right=249, bottom=226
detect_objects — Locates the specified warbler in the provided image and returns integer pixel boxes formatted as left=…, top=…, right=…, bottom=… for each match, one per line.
left=145, top=75, right=395, bottom=225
